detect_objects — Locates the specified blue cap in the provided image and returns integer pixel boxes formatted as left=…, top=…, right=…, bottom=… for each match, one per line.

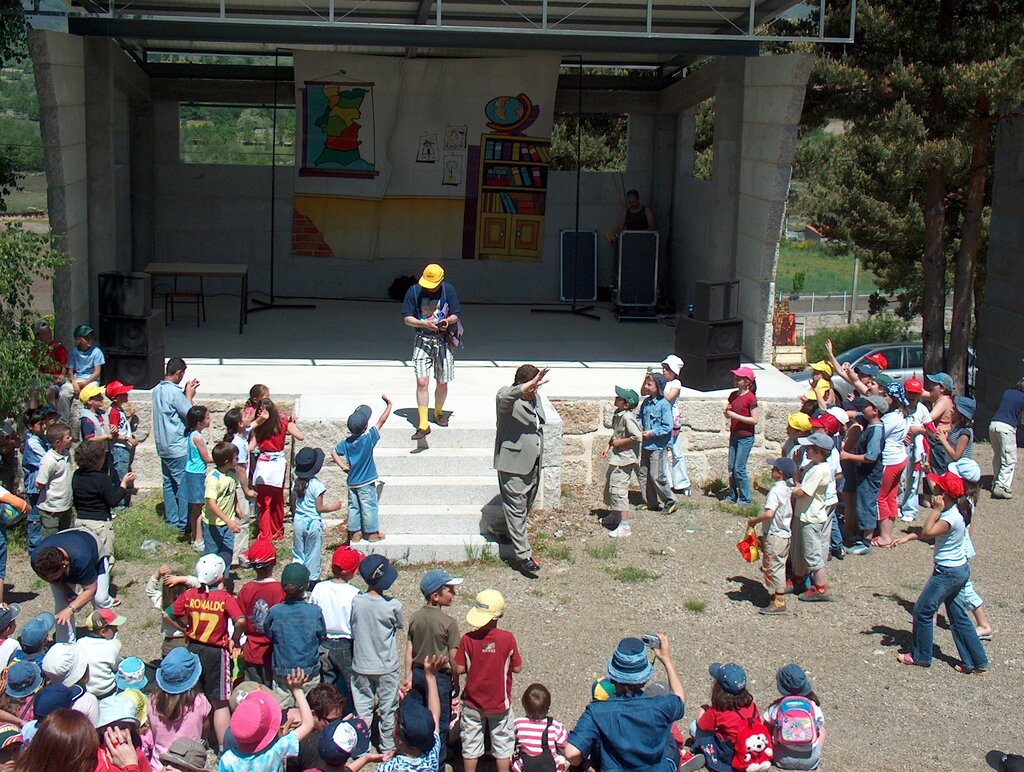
left=954, top=395, right=976, bottom=420
left=359, top=554, right=398, bottom=591
left=398, top=695, right=436, bottom=751
left=855, top=362, right=880, bottom=377
left=709, top=662, right=747, bottom=695
left=19, top=612, right=55, bottom=653
left=33, top=684, right=84, bottom=719
left=926, top=372, right=954, bottom=392
left=0, top=603, right=21, bottom=631
left=347, top=405, right=372, bottom=435
left=769, top=457, right=797, bottom=480
left=606, top=638, right=654, bottom=685
left=319, top=718, right=371, bottom=767
left=884, top=381, right=909, bottom=407
left=156, top=647, right=202, bottom=695
left=419, top=569, right=464, bottom=598
left=776, top=663, right=812, bottom=696
left=114, top=656, right=149, bottom=692
left=950, top=458, right=982, bottom=483
left=5, top=660, right=43, bottom=699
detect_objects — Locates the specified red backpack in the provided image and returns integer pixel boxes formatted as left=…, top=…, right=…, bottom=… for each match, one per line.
left=731, top=709, right=774, bottom=772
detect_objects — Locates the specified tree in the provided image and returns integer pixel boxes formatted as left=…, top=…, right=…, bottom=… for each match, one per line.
left=798, top=0, right=1024, bottom=392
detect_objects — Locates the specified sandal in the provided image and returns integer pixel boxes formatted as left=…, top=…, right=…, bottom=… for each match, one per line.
left=870, top=537, right=893, bottom=547
left=953, top=664, right=989, bottom=675
left=896, top=652, right=929, bottom=668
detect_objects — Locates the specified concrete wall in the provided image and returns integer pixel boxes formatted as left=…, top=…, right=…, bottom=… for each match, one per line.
left=975, top=115, right=1024, bottom=440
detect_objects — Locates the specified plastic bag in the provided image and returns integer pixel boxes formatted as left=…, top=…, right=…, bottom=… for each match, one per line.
left=737, top=528, right=760, bottom=563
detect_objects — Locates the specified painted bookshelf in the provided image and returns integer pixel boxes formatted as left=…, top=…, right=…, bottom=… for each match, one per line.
left=475, top=134, right=551, bottom=261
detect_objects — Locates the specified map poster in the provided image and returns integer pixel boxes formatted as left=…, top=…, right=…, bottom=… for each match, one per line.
left=301, top=81, right=378, bottom=178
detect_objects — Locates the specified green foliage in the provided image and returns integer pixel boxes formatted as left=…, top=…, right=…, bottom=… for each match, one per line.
left=0, top=223, right=70, bottom=417
left=776, top=240, right=879, bottom=294
left=549, top=114, right=626, bottom=172
left=0, top=118, right=43, bottom=171
left=683, top=599, right=707, bottom=613
left=803, top=313, right=915, bottom=363
left=179, top=104, right=295, bottom=165
left=606, top=565, right=660, bottom=583
left=693, top=98, right=715, bottom=181
left=584, top=542, right=617, bottom=560
left=791, top=271, right=806, bottom=294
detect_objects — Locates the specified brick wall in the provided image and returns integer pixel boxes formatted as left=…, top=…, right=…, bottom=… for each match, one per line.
left=292, top=209, right=333, bottom=258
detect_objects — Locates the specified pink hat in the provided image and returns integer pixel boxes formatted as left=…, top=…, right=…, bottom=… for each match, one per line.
left=229, top=690, right=282, bottom=754
left=730, top=367, right=756, bottom=380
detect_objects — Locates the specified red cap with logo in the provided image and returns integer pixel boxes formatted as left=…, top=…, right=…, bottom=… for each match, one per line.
left=810, top=414, right=841, bottom=435
left=904, top=377, right=924, bottom=394
left=242, top=538, right=277, bottom=566
left=865, top=353, right=888, bottom=370
left=332, top=546, right=363, bottom=575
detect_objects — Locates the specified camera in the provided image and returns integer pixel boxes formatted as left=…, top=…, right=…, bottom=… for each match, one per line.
left=641, top=633, right=661, bottom=649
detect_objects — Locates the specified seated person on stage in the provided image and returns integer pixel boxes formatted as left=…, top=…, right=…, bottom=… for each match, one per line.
left=607, top=189, right=655, bottom=245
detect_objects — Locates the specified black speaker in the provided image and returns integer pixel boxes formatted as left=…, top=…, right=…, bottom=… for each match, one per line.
left=681, top=353, right=742, bottom=391
left=693, top=280, right=739, bottom=322
left=104, top=349, right=165, bottom=388
left=560, top=231, right=597, bottom=302
left=100, top=310, right=165, bottom=355
left=99, top=272, right=152, bottom=318
left=617, top=231, right=659, bottom=307
left=674, top=316, right=743, bottom=356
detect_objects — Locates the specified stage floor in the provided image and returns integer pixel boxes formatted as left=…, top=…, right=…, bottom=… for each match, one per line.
left=166, top=298, right=798, bottom=406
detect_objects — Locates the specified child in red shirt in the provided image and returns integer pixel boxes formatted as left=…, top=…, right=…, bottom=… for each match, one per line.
left=454, top=589, right=522, bottom=772
left=692, top=662, right=763, bottom=772
left=170, top=553, right=245, bottom=752
left=724, top=367, right=760, bottom=506
left=235, top=537, right=286, bottom=686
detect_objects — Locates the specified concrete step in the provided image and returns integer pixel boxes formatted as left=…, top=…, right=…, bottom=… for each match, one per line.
left=324, top=504, right=501, bottom=534
left=347, top=534, right=497, bottom=564
left=369, top=475, right=498, bottom=506
left=374, top=447, right=495, bottom=477
left=375, top=425, right=494, bottom=449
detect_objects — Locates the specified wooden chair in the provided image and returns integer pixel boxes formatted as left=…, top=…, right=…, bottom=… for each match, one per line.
left=163, top=277, right=206, bottom=327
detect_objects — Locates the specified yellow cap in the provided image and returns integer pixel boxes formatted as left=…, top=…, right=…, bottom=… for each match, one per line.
left=418, top=263, right=444, bottom=290
left=787, top=412, right=812, bottom=432
left=809, top=360, right=833, bottom=376
left=120, top=689, right=149, bottom=727
left=79, top=383, right=105, bottom=404
left=466, top=589, right=505, bottom=628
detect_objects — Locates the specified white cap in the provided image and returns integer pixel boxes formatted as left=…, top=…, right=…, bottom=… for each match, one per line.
left=196, top=554, right=226, bottom=586
left=42, top=642, right=87, bottom=687
left=661, top=355, right=684, bottom=376
left=96, top=695, right=140, bottom=728
left=826, top=406, right=850, bottom=425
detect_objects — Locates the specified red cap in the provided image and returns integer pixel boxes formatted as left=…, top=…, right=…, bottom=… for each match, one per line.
left=243, top=537, right=277, bottom=566
left=927, top=471, right=965, bottom=499
left=332, top=546, right=363, bottom=575
left=104, top=380, right=134, bottom=399
left=904, top=377, right=924, bottom=394
left=865, top=353, right=888, bottom=370
left=730, top=367, right=756, bottom=381
left=810, top=414, right=841, bottom=435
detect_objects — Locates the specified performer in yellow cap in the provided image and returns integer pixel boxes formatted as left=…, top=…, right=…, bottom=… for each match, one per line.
left=402, top=264, right=462, bottom=439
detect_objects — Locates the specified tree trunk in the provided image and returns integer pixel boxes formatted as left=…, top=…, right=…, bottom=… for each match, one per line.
left=948, top=98, right=991, bottom=394
left=921, top=154, right=948, bottom=373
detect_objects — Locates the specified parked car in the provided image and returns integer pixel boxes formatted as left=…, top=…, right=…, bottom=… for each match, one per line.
left=791, top=342, right=977, bottom=400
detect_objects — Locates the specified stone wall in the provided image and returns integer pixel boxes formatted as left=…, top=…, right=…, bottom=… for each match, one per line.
left=552, top=397, right=791, bottom=506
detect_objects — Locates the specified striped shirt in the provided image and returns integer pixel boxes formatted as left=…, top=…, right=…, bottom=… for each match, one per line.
left=512, top=716, right=569, bottom=772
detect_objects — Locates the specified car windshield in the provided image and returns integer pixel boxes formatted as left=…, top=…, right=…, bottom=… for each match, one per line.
left=835, top=344, right=878, bottom=366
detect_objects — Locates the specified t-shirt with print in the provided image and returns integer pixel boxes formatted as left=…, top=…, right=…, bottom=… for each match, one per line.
left=203, top=468, right=238, bottom=527
left=218, top=730, right=299, bottom=772
left=378, top=733, right=441, bottom=772
left=236, top=579, right=286, bottom=665
left=455, top=626, right=522, bottom=714
left=108, top=406, right=133, bottom=448
left=292, top=476, right=326, bottom=519
left=408, top=605, right=460, bottom=668
left=402, top=282, right=462, bottom=326
left=794, top=461, right=831, bottom=525
left=351, top=592, right=404, bottom=675
left=38, top=530, right=104, bottom=586
left=728, top=390, right=758, bottom=438
left=67, top=344, right=105, bottom=382
left=763, top=479, right=794, bottom=539
left=335, top=426, right=380, bottom=488
left=309, top=579, right=359, bottom=638
left=36, top=449, right=73, bottom=512
left=171, top=587, right=244, bottom=650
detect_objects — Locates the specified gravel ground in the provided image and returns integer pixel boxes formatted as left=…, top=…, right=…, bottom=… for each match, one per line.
left=6, top=443, right=1021, bottom=771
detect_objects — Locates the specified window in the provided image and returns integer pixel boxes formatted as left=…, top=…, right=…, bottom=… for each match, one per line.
left=549, top=113, right=627, bottom=172
left=904, top=346, right=924, bottom=370
left=873, top=347, right=905, bottom=369
left=179, top=104, right=295, bottom=165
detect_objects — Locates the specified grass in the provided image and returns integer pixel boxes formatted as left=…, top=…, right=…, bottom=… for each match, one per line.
left=535, top=530, right=573, bottom=562
left=684, top=599, right=707, bottom=613
left=463, top=542, right=501, bottom=566
left=776, top=240, right=879, bottom=295
left=585, top=542, right=617, bottom=560
left=112, top=494, right=200, bottom=564
left=607, top=565, right=660, bottom=583
left=2, top=171, right=47, bottom=215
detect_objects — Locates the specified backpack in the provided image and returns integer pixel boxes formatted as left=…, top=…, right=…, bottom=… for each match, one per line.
left=731, top=709, right=773, bottom=772
left=774, top=696, right=818, bottom=750
left=249, top=598, right=270, bottom=637
left=519, top=718, right=557, bottom=772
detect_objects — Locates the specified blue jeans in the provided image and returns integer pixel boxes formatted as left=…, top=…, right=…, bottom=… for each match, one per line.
left=110, top=445, right=131, bottom=508
left=320, top=637, right=354, bottom=711
left=0, top=523, right=7, bottom=580
left=409, top=668, right=453, bottom=770
left=900, top=461, right=923, bottom=518
left=160, top=454, right=188, bottom=532
left=347, top=484, right=379, bottom=534
left=292, top=515, right=324, bottom=581
left=728, top=435, right=754, bottom=504
left=669, top=429, right=691, bottom=492
left=202, top=522, right=235, bottom=573
left=26, top=493, right=42, bottom=559
left=910, top=562, right=989, bottom=670
left=830, top=510, right=843, bottom=551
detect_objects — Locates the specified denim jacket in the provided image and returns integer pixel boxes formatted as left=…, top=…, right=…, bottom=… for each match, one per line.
left=264, top=597, right=327, bottom=675
left=638, top=396, right=673, bottom=450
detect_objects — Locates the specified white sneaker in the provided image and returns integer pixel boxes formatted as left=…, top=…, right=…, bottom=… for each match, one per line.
left=899, top=513, right=916, bottom=522
left=192, top=540, right=205, bottom=553
left=608, top=523, right=632, bottom=538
